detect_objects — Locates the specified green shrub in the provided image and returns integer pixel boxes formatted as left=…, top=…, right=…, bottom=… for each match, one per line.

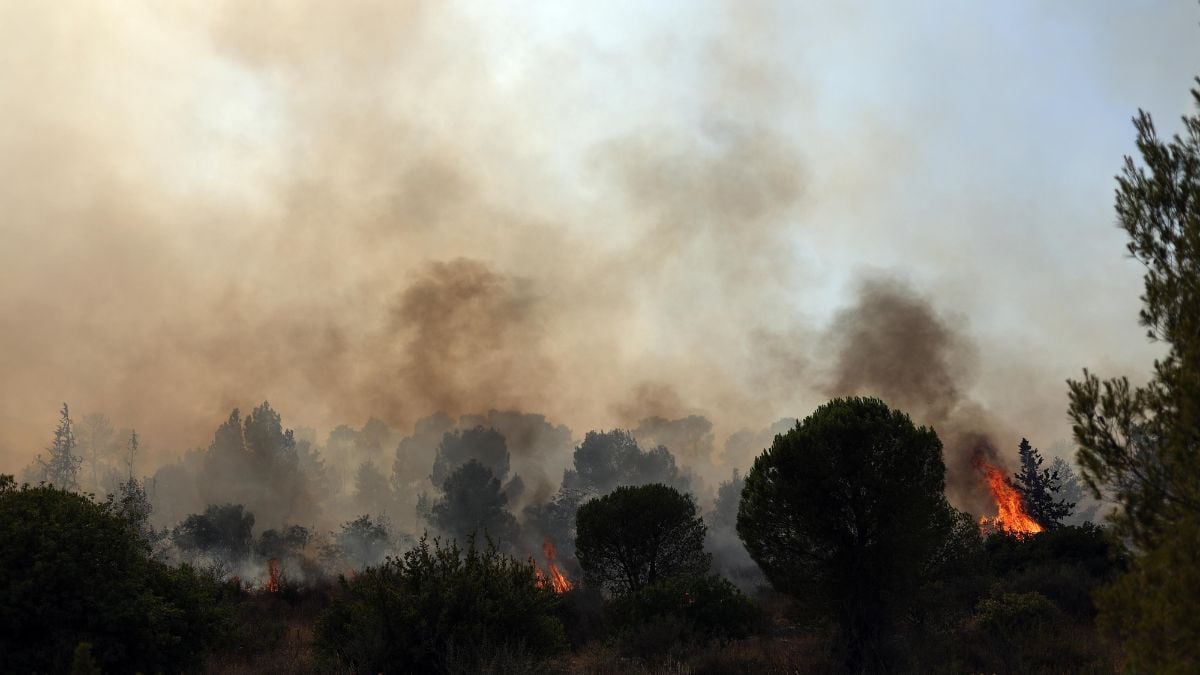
left=974, top=591, right=1061, bottom=635
left=607, top=574, right=760, bottom=659
left=314, top=535, right=566, bottom=673
left=0, top=479, right=230, bottom=673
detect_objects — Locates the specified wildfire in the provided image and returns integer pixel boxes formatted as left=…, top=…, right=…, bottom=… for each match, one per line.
left=534, top=538, right=574, bottom=594
left=266, top=557, right=281, bottom=593
left=974, top=457, right=1043, bottom=537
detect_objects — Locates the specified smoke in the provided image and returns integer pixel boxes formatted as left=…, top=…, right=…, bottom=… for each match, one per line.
left=821, top=277, right=1007, bottom=513
left=0, top=0, right=1187, bottom=525
left=0, top=1, right=817, bottom=466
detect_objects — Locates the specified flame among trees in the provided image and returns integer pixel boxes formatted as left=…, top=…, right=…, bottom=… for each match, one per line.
left=975, top=456, right=1044, bottom=536
left=534, top=538, right=573, bottom=594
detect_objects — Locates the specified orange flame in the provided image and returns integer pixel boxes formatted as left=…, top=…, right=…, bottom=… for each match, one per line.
left=266, top=557, right=281, bottom=593
left=534, top=538, right=574, bottom=594
left=974, top=457, right=1043, bottom=537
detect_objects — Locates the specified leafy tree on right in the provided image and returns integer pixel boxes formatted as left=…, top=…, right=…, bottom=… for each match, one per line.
left=1067, top=80, right=1200, bottom=671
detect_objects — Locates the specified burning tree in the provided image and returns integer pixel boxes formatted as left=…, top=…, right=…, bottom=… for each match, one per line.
left=534, top=538, right=573, bottom=594
left=1011, top=438, right=1074, bottom=529
left=974, top=455, right=1044, bottom=537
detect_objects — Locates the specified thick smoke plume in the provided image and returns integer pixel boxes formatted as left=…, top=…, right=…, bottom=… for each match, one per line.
left=0, top=1, right=815, bottom=469
left=822, top=278, right=1007, bottom=513
left=0, top=1, right=1170, bottom=523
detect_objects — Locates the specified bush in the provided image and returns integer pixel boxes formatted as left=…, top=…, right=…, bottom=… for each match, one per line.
left=607, top=575, right=760, bottom=659
left=974, top=591, right=1060, bottom=635
left=984, top=524, right=1121, bottom=619
left=0, top=479, right=229, bottom=673
left=314, top=535, right=566, bottom=673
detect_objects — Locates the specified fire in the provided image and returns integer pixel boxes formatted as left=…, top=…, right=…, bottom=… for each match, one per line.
left=974, top=457, right=1043, bottom=537
left=534, top=538, right=574, bottom=594
left=266, top=557, right=281, bottom=593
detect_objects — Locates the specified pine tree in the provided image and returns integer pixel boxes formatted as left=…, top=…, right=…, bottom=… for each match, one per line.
left=38, top=403, right=83, bottom=490
left=126, top=430, right=138, bottom=481
left=1012, top=438, right=1074, bottom=529
left=1067, top=80, right=1200, bottom=668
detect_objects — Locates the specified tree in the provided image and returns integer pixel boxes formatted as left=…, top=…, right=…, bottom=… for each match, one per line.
left=1067, top=81, right=1200, bottom=670
left=37, top=403, right=83, bottom=490
left=76, top=413, right=117, bottom=493
left=737, top=398, right=959, bottom=670
left=0, top=478, right=228, bottom=672
left=353, top=460, right=394, bottom=516
left=575, top=483, right=710, bottom=595
left=173, top=503, right=256, bottom=564
left=333, top=515, right=394, bottom=569
left=561, top=429, right=690, bottom=497
left=430, top=460, right=520, bottom=551
left=430, top=426, right=510, bottom=487
left=257, top=524, right=311, bottom=559
left=1012, top=438, right=1074, bottom=529
left=198, top=403, right=318, bottom=527
left=1050, top=457, right=1100, bottom=524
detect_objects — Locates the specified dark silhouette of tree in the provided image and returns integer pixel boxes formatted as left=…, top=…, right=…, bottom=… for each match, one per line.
left=125, top=429, right=138, bottom=480
left=431, top=426, right=510, bottom=487
left=737, top=398, right=959, bottom=671
left=0, top=478, right=227, bottom=672
left=107, top=430, right=149, bottom=537
left=575, top=483, right=710, bottom=595
left=173, top=503, right=256, bottom=563
left=1012, top=438, right=1074, bottom=529
left=256, top=524, right=311, bottom=561
left=333, top=515, right=394, bottom=569
left=198, top=402, right=318, bottom=526
left=562, top=429, right=690, bottom=497
left=430, top=460, right=519, bottom=550
left=1067, top=81, right=1200, bottom=669
left=37, top=403, right=82, bottom=490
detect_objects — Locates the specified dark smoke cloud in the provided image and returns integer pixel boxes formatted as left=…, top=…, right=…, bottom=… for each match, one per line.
left=0, top=1, right=1182, bottom=522
left=0, top=1, right=815, bottom=468
left=821, top=277, right=1007, bottom=513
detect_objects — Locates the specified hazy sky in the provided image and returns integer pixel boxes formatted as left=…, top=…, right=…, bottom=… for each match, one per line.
left=1, top=1, right=1197, bottom=473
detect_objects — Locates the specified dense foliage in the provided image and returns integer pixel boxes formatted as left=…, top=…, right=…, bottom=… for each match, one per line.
left=0, top=478, right=228, bottom=673
left=314, top=536, right=565, bottom=673
left=575, top=483, right=710, bottom=594
left=1067, top=81, right=1200, bottom=669
left=737, top=398, right=961, bottom=670
left=606, top=574, right=759, bottom=659
left=173, top=502, right=257, bottom=563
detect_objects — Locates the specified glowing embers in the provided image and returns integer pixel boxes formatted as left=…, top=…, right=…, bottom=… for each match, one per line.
left=973, top=456, right=1043, bottom=537
left=266, top=557, right=281, bottom=593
